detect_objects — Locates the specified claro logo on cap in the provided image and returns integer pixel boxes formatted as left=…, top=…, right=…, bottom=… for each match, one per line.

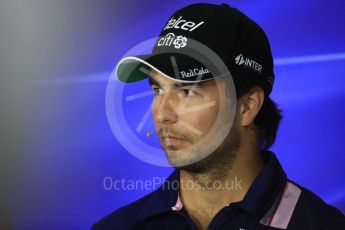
left=235, top=54, right=262, bottom=74
left=163, top=16, right=205, bottom=32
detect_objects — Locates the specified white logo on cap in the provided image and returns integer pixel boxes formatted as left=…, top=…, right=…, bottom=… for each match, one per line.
left=235, top=54, right=262, bottom=74
left=180, top=67, right=209, bottom=79
left=157, top=33, right=187, bottom=49
left=164, top=16, right=205, bottom=32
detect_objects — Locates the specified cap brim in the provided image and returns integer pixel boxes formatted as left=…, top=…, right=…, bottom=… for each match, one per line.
left=115, top=52, right=218, bottom=83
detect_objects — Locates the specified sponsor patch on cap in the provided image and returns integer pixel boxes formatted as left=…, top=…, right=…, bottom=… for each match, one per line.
left=235, top=54, right=262, bottom=74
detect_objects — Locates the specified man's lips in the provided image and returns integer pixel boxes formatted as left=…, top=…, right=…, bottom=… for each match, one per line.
left=164, top=136, right=184, bottom=140
left=161, top=134, right=185, bottom=145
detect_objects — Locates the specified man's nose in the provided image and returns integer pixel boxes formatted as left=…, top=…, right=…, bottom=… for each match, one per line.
left=154, top=93, right=178, bottom=124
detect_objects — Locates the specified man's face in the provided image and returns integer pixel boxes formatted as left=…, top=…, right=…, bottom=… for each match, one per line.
left=150, top=70, right=234, bottom=167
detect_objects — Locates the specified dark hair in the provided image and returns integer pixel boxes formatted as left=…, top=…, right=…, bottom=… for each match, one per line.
left=231, top=69, right=283, bottom=150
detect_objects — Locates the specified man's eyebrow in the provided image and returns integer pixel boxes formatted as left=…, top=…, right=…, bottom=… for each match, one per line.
left=149, top=77, right=206, bottom=88
left=175, top=82, right=201, bottom=88
left=148, top=77, right=160, bottom=87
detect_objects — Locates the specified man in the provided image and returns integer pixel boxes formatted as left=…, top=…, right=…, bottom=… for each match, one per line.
left=93, top=3, right=345, bottom=229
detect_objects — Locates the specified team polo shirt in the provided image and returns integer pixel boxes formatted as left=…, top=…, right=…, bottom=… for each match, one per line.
left=93, top=151, right=345, bottom=229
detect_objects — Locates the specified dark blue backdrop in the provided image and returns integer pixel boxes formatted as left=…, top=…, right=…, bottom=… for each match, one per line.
left=2, top=0, right=344, bottom=229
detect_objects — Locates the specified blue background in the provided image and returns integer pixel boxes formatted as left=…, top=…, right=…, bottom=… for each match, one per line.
left=1, top=0, right=344, bottom=229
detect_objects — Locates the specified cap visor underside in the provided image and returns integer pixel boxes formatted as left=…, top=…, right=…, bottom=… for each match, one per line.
left=115, top=52, right=217, bottom=83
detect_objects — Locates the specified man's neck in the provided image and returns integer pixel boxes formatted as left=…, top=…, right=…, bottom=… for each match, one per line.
left=178, top=147, right=264, bottom=230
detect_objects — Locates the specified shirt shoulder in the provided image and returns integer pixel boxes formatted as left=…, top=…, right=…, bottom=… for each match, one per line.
left=288, top=180, right=345, bottom=229
left=92, top=170, right=180, bottom=230
left=91, top=191, right=155, bottom=230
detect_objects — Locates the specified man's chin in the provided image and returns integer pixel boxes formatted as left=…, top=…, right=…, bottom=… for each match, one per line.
left=165, top=149, right=207, bottom=173
left=165, top=149, right=193, bottom=167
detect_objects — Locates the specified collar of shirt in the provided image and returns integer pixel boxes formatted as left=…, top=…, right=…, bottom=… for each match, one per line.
left=137, top=150, right=287, bottom=223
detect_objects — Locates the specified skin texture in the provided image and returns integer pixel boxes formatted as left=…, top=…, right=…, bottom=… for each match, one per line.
left=149, top=70, right=266, bottom=230
left=150, top=70, right=223, bottom=167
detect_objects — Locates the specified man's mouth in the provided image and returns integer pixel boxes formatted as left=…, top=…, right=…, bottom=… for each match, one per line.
left=161, top=134, right=185, bottom=146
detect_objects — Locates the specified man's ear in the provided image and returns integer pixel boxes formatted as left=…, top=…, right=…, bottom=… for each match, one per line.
left=238, top=86, right=265, bottom=127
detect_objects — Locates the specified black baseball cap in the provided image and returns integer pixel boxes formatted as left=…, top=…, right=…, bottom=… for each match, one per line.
left=116, top=3, right=275, bottom=95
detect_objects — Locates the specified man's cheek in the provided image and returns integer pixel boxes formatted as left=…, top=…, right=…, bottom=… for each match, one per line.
left=152, top=110, right=159, bottom=123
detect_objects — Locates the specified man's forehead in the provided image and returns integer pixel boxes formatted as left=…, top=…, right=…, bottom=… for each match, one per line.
left=149, top=70, right=180, bottom=85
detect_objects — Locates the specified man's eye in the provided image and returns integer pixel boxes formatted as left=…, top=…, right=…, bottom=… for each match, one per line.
left=152, top=87, right=164, bottom=95
left=180, top=89, right=197, bottom=97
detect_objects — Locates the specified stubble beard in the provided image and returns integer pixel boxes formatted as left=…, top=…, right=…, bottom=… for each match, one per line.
left=164, top=124, right=242, bottom=181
